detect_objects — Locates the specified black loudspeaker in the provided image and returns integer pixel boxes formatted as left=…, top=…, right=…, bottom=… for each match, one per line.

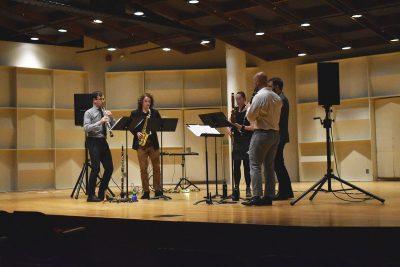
left=74, top=94, right=93, bottom=126
left=317, top=62, right=340, bottom=106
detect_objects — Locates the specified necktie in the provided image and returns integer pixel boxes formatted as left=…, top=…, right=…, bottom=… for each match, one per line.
left=98, top=108, right=107, bottom=137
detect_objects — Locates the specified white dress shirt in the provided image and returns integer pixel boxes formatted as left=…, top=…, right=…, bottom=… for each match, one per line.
left=246, top=87, right=282, bottom=131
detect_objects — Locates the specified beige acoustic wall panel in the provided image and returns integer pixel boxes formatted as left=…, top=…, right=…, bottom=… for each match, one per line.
left=183, top=69, right=221, bottom=107
left=336, top=141, right=372, bottom=181
left=18, top=109, right=53, bottom=149
left=375, top=97, right=400, bottom=178
left=296, top=63, right=317, bottom=103
left=17, top=150, right=54, bottom=191
left=297, top=103, right=326, bottom=143
left=106, top=72, right=143, bottom=109
left=0, top=150, right=16, bottom=192
left=332, top=99, right=371, bottom=141
left=0, top=67, right=16, bottom=107
left=55, top=149, right=85, bottom=189
left=145, top=70, right=183, bottom=108
left=54, top=70, right=88, bottom=109
left=184, top=108, right=223, bottom=182
left=17, top=68, right=53, bottom=108
left=55, top=109, right=85, bottom=148
left=369, top=52, right=400, bottom=97
left=0, top=109, right=16, bottom=149
left=339, top=57, right=369, bottom=99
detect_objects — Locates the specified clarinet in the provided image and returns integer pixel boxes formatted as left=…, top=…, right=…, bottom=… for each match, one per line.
left=102, top=107, right=114, bottom=137
left=120, top=146, right=126, bottom=198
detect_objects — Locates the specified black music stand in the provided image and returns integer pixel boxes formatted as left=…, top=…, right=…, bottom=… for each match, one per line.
left=147, top=118, right=178, bottom=200
left=199, top=113, right=228, bottom=199
left=188, top=124, right=224, bottom=205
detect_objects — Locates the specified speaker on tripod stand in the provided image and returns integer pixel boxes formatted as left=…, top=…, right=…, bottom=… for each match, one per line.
left=290, top=62, right=384, bottom=205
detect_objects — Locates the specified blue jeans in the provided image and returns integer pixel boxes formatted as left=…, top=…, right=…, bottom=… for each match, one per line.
left=249, top=130, right=280, bottom=198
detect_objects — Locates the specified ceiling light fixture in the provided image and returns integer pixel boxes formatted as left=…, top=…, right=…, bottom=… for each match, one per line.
left=351, top=14, right=362, bottom=18
left=30, top=37, right=39, bottom=41
left=390, top=38, right=399, bottom=42
left=58, top=29, right=67, bottom=33
left=93, top=19, right=103, bottom=24
left=107, top=47, right=117, bottom=52
left=200, top=40, right=210, bottom=45
left=298, top=53, right=307, bottom=57
left=134, top=11, right=144, bottom=16
left=188, top=0, right=199, bottom=4
left=342, top=46, right=352, bottom=50
left=255, top=31, right=265, bottom=36
left=300, top=23, right=310, bottom=27
left=162, top=47, right=171, bottom=52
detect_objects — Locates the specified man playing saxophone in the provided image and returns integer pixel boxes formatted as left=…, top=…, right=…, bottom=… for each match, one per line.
left=130, top=93, right=162, bottom=199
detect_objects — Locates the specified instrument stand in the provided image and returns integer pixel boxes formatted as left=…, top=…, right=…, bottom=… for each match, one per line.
left=71, top=137, right=115, bottom=199
left=170, top=152, right=200, bottom=191
left=291, top=105, right=385, bottom=206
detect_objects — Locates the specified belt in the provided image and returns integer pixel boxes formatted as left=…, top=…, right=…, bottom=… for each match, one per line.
left=254, top=129, right=278, bottom=133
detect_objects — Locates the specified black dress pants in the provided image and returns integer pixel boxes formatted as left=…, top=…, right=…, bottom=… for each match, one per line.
left=86, top=137, right=114, bottom=198
left=233, top=158, right=251, bottom=187
left=274, top=142, right=293, bottom=196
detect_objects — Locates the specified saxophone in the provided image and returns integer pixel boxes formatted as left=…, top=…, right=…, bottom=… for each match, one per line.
left=138, top=109, right=151, bottom=147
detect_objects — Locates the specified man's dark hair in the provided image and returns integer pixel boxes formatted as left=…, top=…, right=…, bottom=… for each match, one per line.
left=269, top=77, right=284, bottom=90
left=138, top=93, right=154, bottom=110
left=91, top=91, right=103, bottom=100
left=237, top=91, right=246, bottom=99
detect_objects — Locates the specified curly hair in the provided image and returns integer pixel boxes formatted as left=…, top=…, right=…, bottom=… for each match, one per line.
left=138, top=93, right=154, bottom=110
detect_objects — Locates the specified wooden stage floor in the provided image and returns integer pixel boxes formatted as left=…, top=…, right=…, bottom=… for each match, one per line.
left=0, top=181, right=398, bottom=227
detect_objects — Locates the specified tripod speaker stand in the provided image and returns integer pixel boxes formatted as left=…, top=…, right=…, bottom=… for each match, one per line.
left=291, top=62, right=384, bottom=205
left=290, top=105, right=385, bottom=205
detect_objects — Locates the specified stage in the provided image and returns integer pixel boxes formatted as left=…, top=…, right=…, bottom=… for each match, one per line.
left=1, top=181, right=400, bottom=266
left=0, top=181, right=397, bottom=227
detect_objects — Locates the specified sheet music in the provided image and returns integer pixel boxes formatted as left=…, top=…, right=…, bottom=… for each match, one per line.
left=187, top=124, right=220, bottom=136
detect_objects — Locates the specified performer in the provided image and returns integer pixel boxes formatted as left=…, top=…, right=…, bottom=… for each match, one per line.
left=83, top=91, right=115, bottom=202
left=130, top=93, right=162, bottom=199
left=243, top=72, right=282, bottom=206
left=269, top=77, right=294, bottom=200
left=229, top=91, right=253, bottom=200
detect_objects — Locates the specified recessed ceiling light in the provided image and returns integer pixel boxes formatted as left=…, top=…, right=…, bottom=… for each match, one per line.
left=342, top=46, right=352, bottom=50
left=93, top=19, right=103, bottom=24
left=107, top=47, right=117, bottom=52
left=390, top=38, right=399, bottom=42
left=255, top=31, right=265, bottom=36
left=134, top=11, right=144, bottom=16
left=30, top=37, right=39, bottom=41
left=188, top=0, right=199, bottom=4
left=351, top=14, right=362, bottom=18
left=300, top=23, right=310, bottom=27
left=162, top=47, right=171, bottom=52
left=200, top=40, right=210, bottom=45
left=298, top=53, right=307, bottom=57
left=58, top=28, right=67, bottom=33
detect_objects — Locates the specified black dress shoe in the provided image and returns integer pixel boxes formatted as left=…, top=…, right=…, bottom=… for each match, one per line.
left=273, top=193, right=294, bottom=201
left=241, top=196, right=265, bottom=206
left=154, top=191, right=163, bottom=197
left=232, top=187, right=240, bottom=201
left=87, top=196, right=101, bottom=202
left=141, top=191, right=150, bottom=199
left=261, top=196, right=273, bottom=206
left=98, top=190, right=105, bottom=201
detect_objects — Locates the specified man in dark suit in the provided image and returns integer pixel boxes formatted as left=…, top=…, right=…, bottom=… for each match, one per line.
left=130, top=93, right=162, bottom=199
left=269, top=77, right=294, bottom=200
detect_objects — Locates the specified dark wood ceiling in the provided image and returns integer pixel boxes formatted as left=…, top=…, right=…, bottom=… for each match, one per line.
left=1, top=0, right=400, bottom=61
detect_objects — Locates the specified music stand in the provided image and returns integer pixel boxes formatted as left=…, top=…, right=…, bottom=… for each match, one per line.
left=147, top=118, right=178, bottom=200
left=187, top=124, right=224, bottom=205
left=199, top=113, right=228, bottom=199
